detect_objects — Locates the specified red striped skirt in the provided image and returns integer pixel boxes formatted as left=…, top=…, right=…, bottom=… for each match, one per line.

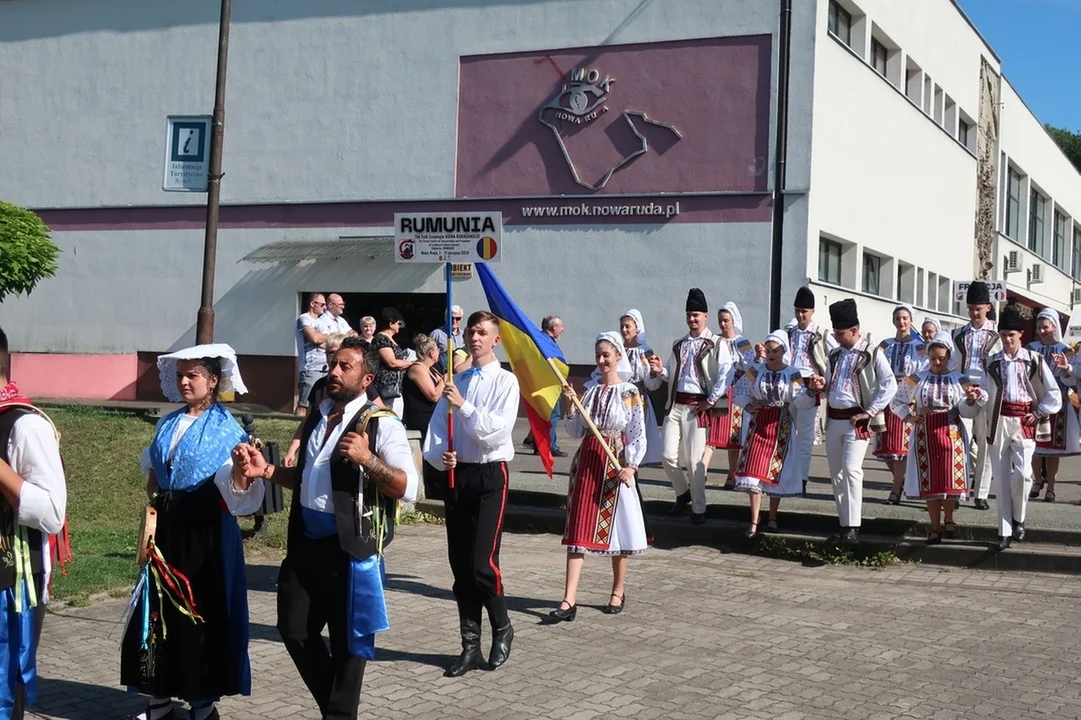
left=563, top=435, right=624, bottom=552
left=706, top=401, right=743, bottom=449
left=1036, top=407, right=1069, bottom=452
left=874, top=406, right=910, bottom=460
left=733, top=406, right=792, bottom=485
left=913, top=410, right=967, bottom=499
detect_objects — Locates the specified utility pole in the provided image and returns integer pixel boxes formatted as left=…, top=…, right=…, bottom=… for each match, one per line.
left=196, top=0, right=232, bottom=344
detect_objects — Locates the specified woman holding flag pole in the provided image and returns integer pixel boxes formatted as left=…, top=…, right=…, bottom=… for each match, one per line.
left=548, top=332, right=651, bottom=622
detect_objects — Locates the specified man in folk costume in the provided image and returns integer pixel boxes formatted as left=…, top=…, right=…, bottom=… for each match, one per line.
left=785, top=286, right=837, bottom=496
left=980, top=305, right=1062, bottom=551
left=645, top=288, right=734, bottom=525
left=952, top=281, right=1002, bottom=510
left=807, top=299, right=896, bottom=542
left=0, top=328, right=67, bottom=720
left=232, top=337, right=419, bottom=719
left=424, top=311, right=520, bottom=678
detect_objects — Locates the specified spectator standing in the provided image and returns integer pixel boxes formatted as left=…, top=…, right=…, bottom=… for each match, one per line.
left=371, top=307, right=412, bottom=416
left=431, top=305, right=471, bottom=374
left=359, top=316, right=377, bottom=341
left=320, top=293, right=358, bottom=337
left=296, top=292, right=330, bottom=416
left=525, top=315, right=566, bottom=457
left=403, top=334, right=447, bottom=499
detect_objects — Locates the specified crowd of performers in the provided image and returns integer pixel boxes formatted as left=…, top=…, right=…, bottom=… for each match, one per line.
left=625, top=281, right=1073, bottom=550
left=0, top=276, right=1054, bottom=720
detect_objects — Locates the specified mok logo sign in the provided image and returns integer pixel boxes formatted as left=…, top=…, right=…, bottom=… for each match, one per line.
left=538, top=67, right=682, bottom=192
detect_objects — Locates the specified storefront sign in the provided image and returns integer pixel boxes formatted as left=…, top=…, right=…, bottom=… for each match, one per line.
left=450, top=263, right=473, bottom=279
left=162, top=115, right=211, bottom=192
left=1065, top=307, right=1081, bottom=342
left=953, top=280, right=1006, bottom=303
left=394, top=212, right=502, bottom=264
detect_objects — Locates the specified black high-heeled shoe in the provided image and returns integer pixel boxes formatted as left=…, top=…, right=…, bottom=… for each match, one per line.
left=604, top=593, right=626, bottom=615
left=548, top=600, right=577, bottom=622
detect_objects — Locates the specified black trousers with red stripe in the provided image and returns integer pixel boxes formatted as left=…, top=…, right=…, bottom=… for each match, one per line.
left=443, top=461, right=509, bottom=627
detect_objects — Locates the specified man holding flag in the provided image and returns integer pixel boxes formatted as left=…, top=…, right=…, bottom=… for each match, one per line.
left=424, top=310, right=521, bottom=678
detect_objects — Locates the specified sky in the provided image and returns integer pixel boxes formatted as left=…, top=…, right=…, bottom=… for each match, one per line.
left=956, top=0, right=1081, bottom=131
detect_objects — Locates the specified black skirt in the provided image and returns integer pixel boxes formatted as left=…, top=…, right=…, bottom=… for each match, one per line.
left=121, top=479, right=251, bottom=701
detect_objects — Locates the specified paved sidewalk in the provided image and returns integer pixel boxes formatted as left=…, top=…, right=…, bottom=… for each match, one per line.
left=30, top=525, right=1081, bottom=719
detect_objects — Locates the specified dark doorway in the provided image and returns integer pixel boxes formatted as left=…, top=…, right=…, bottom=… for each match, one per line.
left=335, top=292, right=447, bottom=350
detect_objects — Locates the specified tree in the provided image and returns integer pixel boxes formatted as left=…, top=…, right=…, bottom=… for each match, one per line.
left=1046, top=124, right=1081, bottom=174
left=0, top=201, right=60, bottom=302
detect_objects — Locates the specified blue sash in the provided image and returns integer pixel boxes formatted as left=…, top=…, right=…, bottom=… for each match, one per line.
left=0, top=582, right=38, bottom=716
left=149, top=404, right=246, bottom=491
left=301, top=506, right=338, bottom=539
left=346, top=556, right=389, bottom=660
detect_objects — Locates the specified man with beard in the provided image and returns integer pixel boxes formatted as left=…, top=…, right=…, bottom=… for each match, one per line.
left=232, top=336, right=418, bottom=719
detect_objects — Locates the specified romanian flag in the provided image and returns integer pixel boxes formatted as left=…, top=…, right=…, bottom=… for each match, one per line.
left=476, top=263, right=568, bottom=476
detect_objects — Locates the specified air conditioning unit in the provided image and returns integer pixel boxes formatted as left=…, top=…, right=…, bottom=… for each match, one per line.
left=1030, top=262, right=1045, bottom=284
left=1005, top=250, right=1023, bottom=274
left=1073, top=287, right=1081, bottom=305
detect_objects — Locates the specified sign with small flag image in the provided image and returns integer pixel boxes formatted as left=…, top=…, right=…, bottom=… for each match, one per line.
left=394, top=212, right=502, bottom=264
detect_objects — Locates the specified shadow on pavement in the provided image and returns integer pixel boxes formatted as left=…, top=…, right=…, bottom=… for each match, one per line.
left=244, top=564, right=281, bottom=594
left=374, top=647, right=453, bottom=669
left=33, top=677, right=145, bottom=719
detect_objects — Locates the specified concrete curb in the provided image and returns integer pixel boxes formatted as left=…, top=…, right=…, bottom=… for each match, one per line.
left=494, top=488, right=1081, bottom=547
left=415, top=499, right=1081, bottom=575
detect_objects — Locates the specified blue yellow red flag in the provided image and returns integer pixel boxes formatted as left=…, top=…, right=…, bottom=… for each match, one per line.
left=475, top=263, right=568, bottom=476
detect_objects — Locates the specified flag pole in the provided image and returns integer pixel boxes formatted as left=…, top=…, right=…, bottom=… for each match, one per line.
left=445, top=262, right=456, bottom=490
left=544, top=357, right=626, bottom=480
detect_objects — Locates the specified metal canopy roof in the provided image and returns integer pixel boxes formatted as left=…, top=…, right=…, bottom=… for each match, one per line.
left=240, top=237, right=393, bottom=264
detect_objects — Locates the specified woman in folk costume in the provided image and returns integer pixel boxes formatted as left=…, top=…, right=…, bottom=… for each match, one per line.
left=589, top=310, right=662, bottom=466
left=731, top=331, right=816, bottom=536
left=703, top=303, right=755, bottom=489
left=876, top=305, right=926, bottom=505
left=892, top=333, right=986, bottom=543
left=1027, top=308, right=1080, bottom=502
left=122, top=345, right=266, bottom=720
left=549, top=333, right=651, bottom=622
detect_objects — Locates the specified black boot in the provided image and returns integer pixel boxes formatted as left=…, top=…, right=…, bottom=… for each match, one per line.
left=444, top=619, right=485, bottom=677
left=1012, top=520, right=1026, bottom=542
left=669, top=490, right=691, bottom=516
left=485, top=595, right=514, bottom=670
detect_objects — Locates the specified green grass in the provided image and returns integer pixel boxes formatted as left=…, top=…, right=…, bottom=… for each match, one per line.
left=750, top=534, right=898, bottom=569
left=47, top=407, right=300, bottom=605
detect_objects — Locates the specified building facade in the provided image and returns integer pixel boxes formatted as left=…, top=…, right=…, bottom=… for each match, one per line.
left=0, top=0, right=1076, bottom=411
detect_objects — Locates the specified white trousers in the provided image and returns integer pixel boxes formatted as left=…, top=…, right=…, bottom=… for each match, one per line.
left=826, top=418, right=868, bottom=528
left=990, top=416, right=1034, bottom=537
left=961, top=411, right=993, bottom=499
left=794, top=403, right=818, bottom=481
left=661, top=403, right=708, bottom=514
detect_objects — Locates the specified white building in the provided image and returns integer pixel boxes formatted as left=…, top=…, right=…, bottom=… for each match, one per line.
left=1, top=0, right=1077, bottom=411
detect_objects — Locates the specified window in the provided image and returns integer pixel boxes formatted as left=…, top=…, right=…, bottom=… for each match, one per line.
left=1029, top=189, right=1047, bottom=258
left=819, top=238, right=843, bottom=284
left=897, top=262, right=915, bottom=304
left=927, top=272, right=938, bottom=309
left=828, top=1, right=852, bottom=46
left=870, top=38, right=887, bottom=76
left=958, top=118, right=971, bottom=148
left=916, top=269, right=925, bottom=307
left=863, top=253, right=882, bottom=295
left=1054, top=211, right=1067, bottom=269
left=1074, top=227, right=1081, bottom=282
left=1005, top=167, right=1023, bottom=241
left=938, top=276, right=951, bottom=313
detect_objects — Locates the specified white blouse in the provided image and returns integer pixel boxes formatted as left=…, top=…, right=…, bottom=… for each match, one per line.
left=140, top=414, right=266, bottom=517
left=734, top=364, right=817, bottom=411
left=881, top=338, right=924, bottom=378
left=566, top=382, right=647, bottom=468
left=890, top=371, right=985, bottom=419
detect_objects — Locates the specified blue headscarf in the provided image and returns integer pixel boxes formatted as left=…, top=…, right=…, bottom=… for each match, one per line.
left=149, top=403, right=247, bottom=491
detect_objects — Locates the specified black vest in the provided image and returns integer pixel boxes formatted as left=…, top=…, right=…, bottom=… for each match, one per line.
left=0, top=408, right=45, bottom=588
left=287, top=404, right=398, bottom=560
